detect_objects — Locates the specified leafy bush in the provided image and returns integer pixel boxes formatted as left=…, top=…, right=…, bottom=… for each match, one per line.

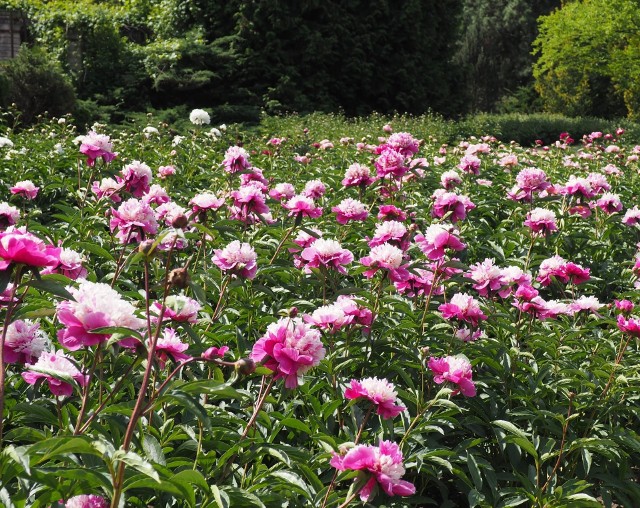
left=0, top=46, right=76, bottom=126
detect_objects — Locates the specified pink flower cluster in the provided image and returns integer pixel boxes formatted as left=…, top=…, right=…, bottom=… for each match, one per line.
left=79, top=131, right=116, bottom=167
left=536, top=255, right=590, bottom=286
left=428, top=355, right=476, bottom=396
left=344, top=377, right=406, bottom=419
left=212, top=240, right=258, bottom=279
left=431, top=189, right=475, bottom=223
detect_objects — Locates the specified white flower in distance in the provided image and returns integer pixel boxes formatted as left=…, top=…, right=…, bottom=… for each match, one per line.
left=189, top=109, right=211, bottom=125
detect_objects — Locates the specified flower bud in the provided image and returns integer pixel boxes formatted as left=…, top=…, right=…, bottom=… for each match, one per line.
left=235, top=358, right=256, bottom=375
left=171, top=214, right=189, bottom=229
left=168, top=267, right=190, bottom=289
left=138, top=239, right=156, bottom=257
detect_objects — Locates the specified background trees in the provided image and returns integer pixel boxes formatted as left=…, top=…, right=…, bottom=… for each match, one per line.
left=1, top=0, right=639, bottom=124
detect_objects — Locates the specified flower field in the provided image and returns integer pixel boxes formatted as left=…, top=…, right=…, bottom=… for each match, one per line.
left=0, top=112, right=639, bottom=508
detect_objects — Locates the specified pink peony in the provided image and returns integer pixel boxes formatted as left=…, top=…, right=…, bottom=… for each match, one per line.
left=154, top=328, right=192, bottom=369
left=427, top=355, right=476, bottom=396
left=524, top=208, right=558, bottom=235
left=622, top=206, right=640, bottom=226
left=344, top=377, right=406, bottom=419
left=595, top=192, right=622, bottom=214
left=3, top=319, right=49, bottom=364
left=0, top=202, right=19, bottom=229
left=56, top=280, right=146, bottom=350
left=457, top=154, right=481, bottom=174
left=152, top=295, right=201, bottom=324
left=190, top=192, right=225, bottom=216
left=79, top=131, right=116, bottom=167
left=120, top=161, right=152, bottom=198
left=250, top=317, right=325, bottom=389
left=0, top=228, right=60, bottom=271
left=109, top=198, right=158, bottom=244
left=568, top=295, right=602, bottom=315
left=360, top=242, right=409, bottom=282
left=22, top=350, right=88, bottom=397
left=158, top=165, right=176, bottom=178
left=431, top=190, right=475, bottom=223
left=65, top=495, right=109, bottom=508
left=342, top=163, right=375, bottom=188
left=229, top=185, right=270, bottom=218
left=91, top=177, right=123, bottom=203
left=331, top=198, right=368, bottom=225
left=466, top=259, right=509, bottom=297
left=303, top=303, right=353, bottom=333
left=302, top=179, right=327, bottom=199
left=202, top=345, right=229, bottom=360
left=375, top=147, right=407, bottom=179
left=564, top=175, right=594, bottom=200
left=587, top=172, right=611, bottom=194
left=335, top=295, right=373, bottom=329
left=41, top=247, right=87, bottom=280
left=439, top=293, right=487, bottom=327
left=386, top=132, right=420, bottom=157
left=212, top=240, right=258, bottom=279
left=368, top=221, right=409, bottom=250
left=283, top=195, right=323, bottom=219
left=10, top=180, right=39, bottom=200
left=330, top=441, right=415, bottom=501
left=615, top=299, right=634, bottom=314
left=269, top=183, right=296, bottom=201
left=222, top=146, right=251, bottom=173
left=394, top=268, right=443, bottom=298
left=440, top=170, right=462, bottom=190
left=617, top=314, right=640, bottom=337
left=377, top=205, right=407, bottom=222
left=414, top=224, right=465, bottom=261
left=300, top=238, right=353, bottom=274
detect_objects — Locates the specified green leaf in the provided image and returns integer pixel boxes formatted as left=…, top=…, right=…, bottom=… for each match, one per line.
left=28, top=278, right=73, bottom=300
left=112, top=450, right=160, bottom=483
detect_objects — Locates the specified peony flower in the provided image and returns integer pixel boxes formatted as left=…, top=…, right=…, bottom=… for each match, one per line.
left=617, top=314, right=640, bottom=337
left=190, top=192, right=225, bottom=217
left=524, top=208, right=558, bottom=235
left=189, top=108, right=210, bottom=125
left=302, top=179, right=327, bottom=199
left=427, top=355, right=476, bottom=396
left=614, top=299, right=634, bottom=314
left=414, top=224, right=465, bottom=261
left=120, top=161, right=152, bottom=198
left=250, top=317, right=325, bottom=389
left=79, top=131, right=116, bottom=166
left=386, top=132, right=420, bottom=157
left=331, top=198, right=368, bottom=225
left=142, top=184, right=170, bottom=206
left=360, top=242, right=409, bottom=282
left=457, top=154, right=481, bottom=174
left=109, top=198, right=158, bottom=244
left=377, top=205, right=407, bottom=222
left=431, top=190, right=475, bottom=223
left=595, top=192, right=622, bottom=214
left=155, top=201, right=188, bottom=228
left=368, top=221, right=409, bottom=250
left=222, top=146, right=251, bottom=174
left=154, top=328, right=192, bottom=369
left=394, top=268, right=443, bottom=298
left=229, top=185, right=270, bottom=218
left=152, top=295, right=201, bottom=324
left=466, top=259, right=509, bottom=297
left=269, top=183, right=296, bottom=201
left=568, top=295, right=603, bottom=315
left=3, top=319, right=50, bottom=364
left=342, top=163, right=375, bottom=188
left=158, top=165, right=176, bottom=178
left=22, top=350, right=88, bottom=397
left=564, top=175, right=594, bottom=200
left=344, top=377, right=406, bottom=419
left=91, top=177, right=123, bottom=202
left=622, top=206, right=640, bottom=226
left=64, top=495, right=108, bottom=508
left=41, top=247, right=87, bottom=280
left=283, top=195, right=323, bottom=219
left=212, top=240, right=258, bottom=279
left=587, top=172, right=611, bottom=194
left=439, top=293, right=487, bottom=327
left=10, top=180, right=39, bottom=200
left=0, top=228, right=60, bottom=271
left=330, top=441, right=415, bottom=501
left=335, top=295, right=373, bottom=329
left=0, top=202, right=19, bottom=229
left=303, top=303, right=353, bottom=333
left=300, top=238, right=353, bottom=274
left=56, top=280, right=146, bottom=350
left=375, top=147, right=407, bottom=179
left=202, top=345, right=229, bottom=360
left=440, top=170, right=462, bottom=190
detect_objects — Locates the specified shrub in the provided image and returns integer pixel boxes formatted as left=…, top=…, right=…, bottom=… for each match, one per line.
left=0, top=45, right=76, bottom=126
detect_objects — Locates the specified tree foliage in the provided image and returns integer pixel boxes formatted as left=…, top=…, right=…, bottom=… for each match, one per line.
left=533, top=0, right=640, bottom=119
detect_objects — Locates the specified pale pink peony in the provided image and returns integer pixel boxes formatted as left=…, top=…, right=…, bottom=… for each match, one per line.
left=344, top=377, right=406, bottom=419
left=10, top=180, right=39, bottom=200
left=457, top=154, right=481, bottom=174
left=439, top=293, right=487, bottom=327
left=212, top=240, right=258, bottom=279
left=79, top=131, right=116, bottom=167
left=22, top=350, right=88, bottom=397
left=300, top=238, right=353, bottom=274
left=335, top=295, right=373, bottom=329
left=109, top=198, right=158, bottom=244
left=568, top=295, right=603, bottom=315
left=622, top=206, right=640, bottom=226
left=564, top=175, right=594, bottom=200
left=158, top=165, right=176, bottom=178
left=3, top=319, right=49, bottom=364
left=427, top=355, right=476, bottom=397
left=250, top=317, right=325, bottom=389
left=0, top=228, right=60, bottom=271
left=414, top=224, right=465, bottom=261
left=440, top=170, right=462, bottom=190
left=190, top=192, right=225, bottom=215
left=269, top=183, right=296, bottom=201
left=386, top=132, right=420, bottom=157
left=56, top=280, right=146, bottom=350
left=368, top=221, right=409, bottom=250
left=467, top=259, right=509, bottom=297
left=229, top=185, right=270, bottom=218
left=587, top=172, right=611, bottom=194
left=330, top=440, right=415, bottom=501
left=142, top=184, right=170, bottom=206
left=498, top=154, right=519, bottom=167
left=331, top=198, right=368, bottom=225
left=91, top=177, right=124, bottom=202
left=155, top=201, right=188, bottom=228
left=303, top=303, right=353, bottom=333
